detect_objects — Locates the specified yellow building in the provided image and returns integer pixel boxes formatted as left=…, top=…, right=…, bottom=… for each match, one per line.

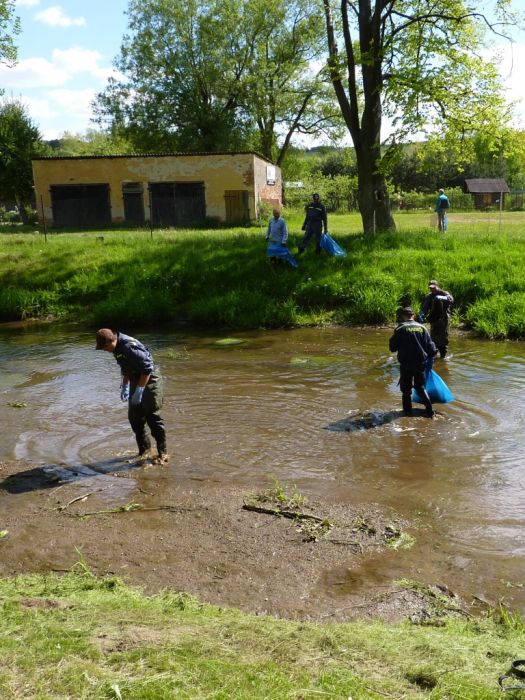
left=32, top=151, right=282, bottom=228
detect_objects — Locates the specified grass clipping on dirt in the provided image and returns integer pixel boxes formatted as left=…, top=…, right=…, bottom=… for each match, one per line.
left=0, top=565, right=523, bottom=699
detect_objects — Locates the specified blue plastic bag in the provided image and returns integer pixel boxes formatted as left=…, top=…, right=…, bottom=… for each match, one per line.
left=320, top=233, right=347, bottom=257
left=413, top=369, right=454, bottom=404
left=266, top=242, right=299, bottom=268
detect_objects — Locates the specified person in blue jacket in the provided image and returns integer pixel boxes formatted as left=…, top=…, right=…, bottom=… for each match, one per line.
left=96, top=328, right=167, bottom=463
left=298, top=193, right=327, bottom=255
left=434, top=188, right=450, bottom=231
left=265, top=207, right=299, bottom=268
left=266, top=207, right=288, bottom=261
left=389, top=307, right=437, bottom=418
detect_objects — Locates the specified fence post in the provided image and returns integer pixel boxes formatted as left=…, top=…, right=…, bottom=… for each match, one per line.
left=40, top=194, right=47, bottom=243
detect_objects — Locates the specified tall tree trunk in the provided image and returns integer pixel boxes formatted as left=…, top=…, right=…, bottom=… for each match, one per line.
left=355, top=136, right=396, bottom=234
left=323, top=0, right=396, bottom=234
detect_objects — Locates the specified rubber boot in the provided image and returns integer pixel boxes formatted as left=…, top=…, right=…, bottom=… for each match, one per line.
left=402, top=394, right=413, bottom=416
left=136, top=436, right=151, bottom=456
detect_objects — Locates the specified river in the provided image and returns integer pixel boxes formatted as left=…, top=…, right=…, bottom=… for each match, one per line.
left=1, top=323, right=523, bottom=611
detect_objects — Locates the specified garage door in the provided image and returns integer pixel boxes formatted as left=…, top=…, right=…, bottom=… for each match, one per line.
left=150, top=182, right=205, bottom=227
left=51, top=184, right=111, bottom=228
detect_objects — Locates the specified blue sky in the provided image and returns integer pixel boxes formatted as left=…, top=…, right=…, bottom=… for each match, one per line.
left=1, top=0, right=129, bottom=138
left=1, top=0, right=524, bottom=142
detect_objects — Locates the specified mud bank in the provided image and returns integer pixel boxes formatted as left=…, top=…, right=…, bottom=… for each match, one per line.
left=0, top=457, right=470, bottom=624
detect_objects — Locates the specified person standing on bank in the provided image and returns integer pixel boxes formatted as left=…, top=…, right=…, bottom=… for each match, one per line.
left=434, top=188, right=450, bottom=232
left=389, top=307, right=437, bottom=418
left=298, top=192, right=327, bottom=255
left=419, top=280, right=454, bottom=358
left=266, top=207, right=288, bottom=257
left=96, top=328, right=168, bottom=463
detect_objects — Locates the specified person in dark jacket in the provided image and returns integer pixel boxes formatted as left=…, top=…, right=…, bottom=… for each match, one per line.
left=96, top=328, right=168, bottom=463
left=389, top=307, right=437, bottom=417
left=418, top=280, right=454, bottom=358
left=298, top=192, right=327, bottom=254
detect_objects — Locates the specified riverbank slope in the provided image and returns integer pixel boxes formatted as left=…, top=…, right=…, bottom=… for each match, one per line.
left=2, top=211, right=525, bottom=338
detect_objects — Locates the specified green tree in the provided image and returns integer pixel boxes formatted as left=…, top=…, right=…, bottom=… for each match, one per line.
left=322, top=0, right=522, bottom=233
left=45, top=129, right=132, bottom=156
left=0, top=0, right=19, bottom=85
left=94, top=0, right=342, bottom=162
left=0, top=100, right=46, bottom=221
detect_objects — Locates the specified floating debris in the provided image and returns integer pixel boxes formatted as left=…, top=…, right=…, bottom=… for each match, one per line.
left=214, top=338, right=247, bottom=346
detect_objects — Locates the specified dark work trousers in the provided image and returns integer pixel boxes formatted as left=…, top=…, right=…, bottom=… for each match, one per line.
left=299, top=222, right=323, bottom=253
left=399, top=366, right=433, bottom=416
left=430, top=319, right=450, bottom=358
left=128, top=377, right=167, bottom=455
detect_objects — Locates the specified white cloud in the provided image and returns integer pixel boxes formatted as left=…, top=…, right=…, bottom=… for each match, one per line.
left=20, top=89, right=99, bottom=138
left=0, top=47, right=119, bottom=88
left=35, top=6, right=86, bottom=28
left=0, top=56, right=70, bottom=88
left=15, top=0, right=40, bottom=7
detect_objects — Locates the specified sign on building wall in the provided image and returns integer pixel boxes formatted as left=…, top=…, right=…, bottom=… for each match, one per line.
left=266, top=165, right=276, bottom=185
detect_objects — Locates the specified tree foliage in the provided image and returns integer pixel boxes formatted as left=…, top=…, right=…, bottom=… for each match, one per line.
left=94, top=0, right=342, bottom=162
left=0, top=0, right=18, bottom=67
left=45, top=129, right=133, bottom=157
left=322, top=0, right=522, bottom=232
left=0, top=100, right=46, bottom=219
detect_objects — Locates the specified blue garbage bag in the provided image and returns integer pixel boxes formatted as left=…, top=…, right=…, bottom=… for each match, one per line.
left=413, top=368, right=454, bottom=404
left=320, top=233, right=347, bottom=257
left=266, top=242, right=299, bottom=268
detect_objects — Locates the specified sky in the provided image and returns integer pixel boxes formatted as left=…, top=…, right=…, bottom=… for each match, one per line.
left=0, top=0, right=128, bottom=139
left=0, top=0, right=525, bottom=142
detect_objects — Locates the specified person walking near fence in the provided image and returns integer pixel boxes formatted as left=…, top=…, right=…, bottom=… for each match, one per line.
left=96, top=328, right=168, bottom=463
left=298, top=193, right=327, bottom=255
left=389, top=307, right=437, bottom=418
left=418, top=280, right=454, bottom=359
left=435, top=188, right=450, bottom=232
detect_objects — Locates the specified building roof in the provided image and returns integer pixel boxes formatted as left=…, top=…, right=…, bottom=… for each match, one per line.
left=464, top=178, right=510, bottom=193
left=32, top=151, right=276, bottom=165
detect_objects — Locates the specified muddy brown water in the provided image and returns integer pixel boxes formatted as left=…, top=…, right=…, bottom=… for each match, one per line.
left=1, top=323, right=524, bottom=613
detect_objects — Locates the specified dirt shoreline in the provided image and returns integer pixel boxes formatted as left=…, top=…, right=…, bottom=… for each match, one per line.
left=0, top=457, right=468, bottom=623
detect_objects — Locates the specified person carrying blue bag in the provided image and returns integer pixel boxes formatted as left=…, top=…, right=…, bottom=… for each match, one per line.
left=298, top=193, right=327, bottom=255
left=389, top=307, right=437, bottom=418
left=265, top=207, right=299, bottom=268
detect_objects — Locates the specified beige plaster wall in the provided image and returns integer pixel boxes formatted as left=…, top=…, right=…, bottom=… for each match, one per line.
left=32, top=153, right=281, bottom=225
left=253, top=156, right=282, bottom=218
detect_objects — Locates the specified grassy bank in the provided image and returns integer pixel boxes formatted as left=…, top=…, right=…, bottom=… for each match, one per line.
left=1, top=568, right=523, bottom=699
left=2, top=211, right=525, bottom=338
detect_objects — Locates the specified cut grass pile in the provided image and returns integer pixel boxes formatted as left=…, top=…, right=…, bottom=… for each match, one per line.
left=1, top=568, right=524, bottom=699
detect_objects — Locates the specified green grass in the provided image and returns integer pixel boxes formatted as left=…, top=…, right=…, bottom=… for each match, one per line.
left=1, top=210, right=525, bottom=338
left=0, top=569, right=524, bottom=699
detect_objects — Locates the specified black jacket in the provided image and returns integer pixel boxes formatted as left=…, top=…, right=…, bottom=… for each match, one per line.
left=419, top=290, right=453, bottom=323
left=302, top=201, right=327, bottom=229
left=389, top=320, right=437, bottom=369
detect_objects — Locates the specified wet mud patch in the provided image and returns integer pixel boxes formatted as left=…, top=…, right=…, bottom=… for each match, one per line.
left=0, top=458, right=468, bottom=623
